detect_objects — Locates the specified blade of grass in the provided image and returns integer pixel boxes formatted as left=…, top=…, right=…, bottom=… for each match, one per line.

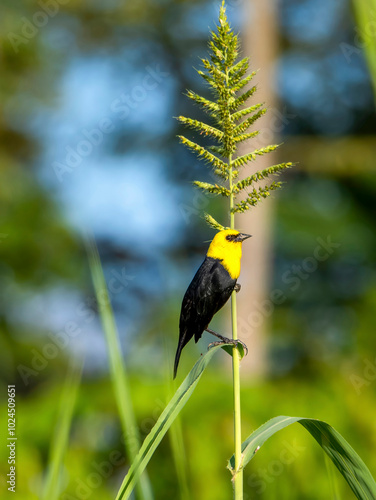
left=352, top=0, right=376, bottom=99
left=228, top=415, right=376, bottom=500
left=115, top=343, right=231, bottom=500
left=41, top=358, right=82, bottom=500
left=164, top=342, right=191, bottom=500
left=86, top=236, right=153, bottom=500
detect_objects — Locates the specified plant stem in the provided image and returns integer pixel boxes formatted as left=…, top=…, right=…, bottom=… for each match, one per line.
left=231, top=291, right=243, bottom=498
left=229, top=156, right=243, bottom=499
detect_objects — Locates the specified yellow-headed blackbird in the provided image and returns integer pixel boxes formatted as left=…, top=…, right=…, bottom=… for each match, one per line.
left=174, top=229, right=251, bottom=378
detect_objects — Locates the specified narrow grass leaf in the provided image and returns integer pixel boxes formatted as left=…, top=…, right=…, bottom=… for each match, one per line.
left=115, top=343, right=230, bottom=500
left=41, top=358, right=82, bottom=500
left=228, top=415, right=376, bottom=500
left=86, top=236, right=154, bottom=500
left=164, top=342, right=191, bottom=500
left=352, top=0, right=376, bottom=99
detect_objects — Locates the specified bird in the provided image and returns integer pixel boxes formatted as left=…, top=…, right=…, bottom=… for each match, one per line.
left=174, top=229, right=251, bottom=378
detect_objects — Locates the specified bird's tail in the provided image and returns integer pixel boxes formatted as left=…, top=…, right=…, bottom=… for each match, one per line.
left=173, top=340, right=184, bottom=379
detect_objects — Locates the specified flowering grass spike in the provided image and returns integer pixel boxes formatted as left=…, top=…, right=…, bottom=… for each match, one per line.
left=177, top=1, right=292, bottom=229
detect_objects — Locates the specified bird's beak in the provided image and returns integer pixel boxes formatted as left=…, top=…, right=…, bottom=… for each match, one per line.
left=235, top=233, right=252, bottom=242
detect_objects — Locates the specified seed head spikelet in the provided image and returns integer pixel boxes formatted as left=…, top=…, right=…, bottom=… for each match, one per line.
left=177, top=1, right=292, bottom=231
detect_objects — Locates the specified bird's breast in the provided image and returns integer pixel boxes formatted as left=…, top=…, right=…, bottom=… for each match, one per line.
left=207, top=245, right=242, bottom=280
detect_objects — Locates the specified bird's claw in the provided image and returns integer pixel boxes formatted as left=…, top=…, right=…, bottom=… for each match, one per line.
left=208, top=338, right=248, bottom=356
left=205, top=328, right=248, bottom=356
left=234, top=283, right=241, bottom=293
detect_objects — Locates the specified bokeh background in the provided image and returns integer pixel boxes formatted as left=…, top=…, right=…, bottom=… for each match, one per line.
left=1, top=0, right=376, bottom=498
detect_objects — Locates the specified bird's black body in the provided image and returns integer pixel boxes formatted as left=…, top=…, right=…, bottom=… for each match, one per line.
left=174, top=256, right=236, bottom=377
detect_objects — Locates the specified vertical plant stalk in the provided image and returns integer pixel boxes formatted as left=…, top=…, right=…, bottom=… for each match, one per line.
left=177, top=2, right=292, bottom=498
left=229, top=154, right=243, bottom=497
left=231, top=290, right=243, bottom=497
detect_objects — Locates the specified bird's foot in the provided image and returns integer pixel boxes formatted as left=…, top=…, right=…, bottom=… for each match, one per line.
left=208, top=339, right=248, bottom=356
left=234, top=283, right=241, bottom=293
left=206, top=328, right=248, bottom=355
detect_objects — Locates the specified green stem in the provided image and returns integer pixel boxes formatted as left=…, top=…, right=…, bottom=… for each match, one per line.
left=229, top=155, right=243, bottom=499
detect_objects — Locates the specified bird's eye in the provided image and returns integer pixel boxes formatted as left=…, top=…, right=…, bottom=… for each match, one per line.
left=226, top=234, right=237, bottom=242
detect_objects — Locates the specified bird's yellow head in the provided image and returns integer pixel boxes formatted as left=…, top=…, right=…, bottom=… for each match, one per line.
left=206, top=229, right=251, bottom=280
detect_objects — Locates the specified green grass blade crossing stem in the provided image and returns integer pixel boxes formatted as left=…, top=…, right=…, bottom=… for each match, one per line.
left=115, top=343, right=231, bottom=500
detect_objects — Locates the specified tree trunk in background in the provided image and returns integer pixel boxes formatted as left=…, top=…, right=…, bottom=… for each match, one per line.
left=235, top=0, right=279, bottom=378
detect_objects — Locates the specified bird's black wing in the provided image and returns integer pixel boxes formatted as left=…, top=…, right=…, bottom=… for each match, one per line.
left=174, top=257, right=236, bottom=377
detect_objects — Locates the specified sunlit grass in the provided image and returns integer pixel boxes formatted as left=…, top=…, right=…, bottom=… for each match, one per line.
left=86, top=236, right=154, bottom=500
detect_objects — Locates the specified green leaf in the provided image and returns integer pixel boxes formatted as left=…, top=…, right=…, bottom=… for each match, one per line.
left=228, top=416, right=376, bottom=500
left=221, top=343, right=245, bottom=359
left=115, top=344, right=231, bottom=500
left=86, top=237, right=154, bottom=500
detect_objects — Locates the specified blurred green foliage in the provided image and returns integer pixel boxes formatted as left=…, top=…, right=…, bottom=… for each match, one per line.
left=1, top=0, right=376, bottom=498
left=1, top=367, right=376, bottom=499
